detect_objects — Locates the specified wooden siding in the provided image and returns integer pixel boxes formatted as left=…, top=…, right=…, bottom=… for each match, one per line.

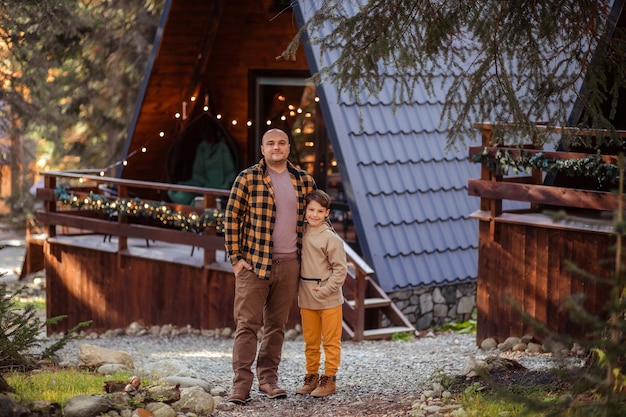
left=475, top=217, right=613, bottom=343
left=121, top=0, right=309, bottom=193
left=44, top=237, right=253, bottom=333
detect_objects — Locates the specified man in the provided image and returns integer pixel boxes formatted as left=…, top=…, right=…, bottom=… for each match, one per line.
left=224, top=128, right=316, bottom=404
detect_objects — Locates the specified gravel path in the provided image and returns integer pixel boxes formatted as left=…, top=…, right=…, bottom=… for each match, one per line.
left=53, top=331, right=558, bottom=417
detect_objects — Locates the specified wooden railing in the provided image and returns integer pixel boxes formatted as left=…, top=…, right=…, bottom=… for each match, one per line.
left=469, top=123, right=625, bottom=234
left=36, top=171, right=230, bottom=267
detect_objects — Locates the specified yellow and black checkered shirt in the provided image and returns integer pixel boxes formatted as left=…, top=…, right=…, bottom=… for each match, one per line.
left=224, top=158, right=316, bottom=280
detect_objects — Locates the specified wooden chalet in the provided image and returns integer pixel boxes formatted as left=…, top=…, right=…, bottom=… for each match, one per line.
left=35, top=0, right=414, bottom=341
left=34, top=0, right=623, bottom=347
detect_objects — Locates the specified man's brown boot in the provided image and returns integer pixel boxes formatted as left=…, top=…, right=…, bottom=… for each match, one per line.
left=310, top=375, right=336, bottom=397
left=228, top=388, right=251, bottom=404
left=295, top=373, right=318, bottom=395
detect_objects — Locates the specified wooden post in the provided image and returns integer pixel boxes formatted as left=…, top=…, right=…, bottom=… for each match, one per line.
left=117, top=184, right=128, bottom=270
left=43, top=175, right=57, bottom=238
left=353, top=268, right=366, bottom=342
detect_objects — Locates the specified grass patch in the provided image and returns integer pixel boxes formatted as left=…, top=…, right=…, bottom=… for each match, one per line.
left=391, top=331, right=415, bottom=341
left=433, top=319, right=477, bottom=334
left=459, top=382, right=563, bottom=416
left=13, top=296, right=46, bottom=311
left=5, top=367, right=135, bottom=406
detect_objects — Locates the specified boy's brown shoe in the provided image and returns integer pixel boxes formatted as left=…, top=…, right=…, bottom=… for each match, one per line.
left=258, top=382, right=287, bottom=399
left=228, top=388, right=251, bottom=404
left=295, top=373, right=318, bottom=395
left=310, top=375, right=336, bottom=397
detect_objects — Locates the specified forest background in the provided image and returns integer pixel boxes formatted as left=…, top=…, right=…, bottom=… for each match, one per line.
left=0, top=0, right=164, bottom=222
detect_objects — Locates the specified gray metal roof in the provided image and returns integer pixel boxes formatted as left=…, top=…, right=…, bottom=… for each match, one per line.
left=295, top=4, right=482, bottom=291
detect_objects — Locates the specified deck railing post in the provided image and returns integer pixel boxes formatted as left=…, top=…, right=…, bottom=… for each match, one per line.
left=43, top=175, right=57, bottom=238
left=353, top=268, right=366, bottom=342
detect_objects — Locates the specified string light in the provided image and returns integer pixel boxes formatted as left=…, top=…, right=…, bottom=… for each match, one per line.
left=93, top=93, right=324, bottom=178
left=55, top=187, right=225, bottom=234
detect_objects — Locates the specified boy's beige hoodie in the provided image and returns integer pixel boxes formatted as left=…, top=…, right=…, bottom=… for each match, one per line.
left=298, top=221, right=348, bottom=310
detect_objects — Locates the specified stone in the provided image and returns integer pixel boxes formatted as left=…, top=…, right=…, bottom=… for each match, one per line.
left=172, top=386, right=215, bottom=415
left=416, top=313, right=433, bottom=330
left=432, top=287, right=445, bottom=303
left=456, top=296, right=475, bottom=315
left=0, top=394, right=30, bottom=417
left=480, top=338, right=497, bottom=350
left=512, top=343, right=527, bottom=352
left=125, top=322, right=144, bottom=336
left=419, top=293, right=434, bottom=313
left=132, top=408, right=153, bottom=417
left=63, top=394, right=110, bottom=417
left=159, top=324, right=173, bottom=337
left=78, top=344, right=133, bottom=369
left=163, top=376, right=210, bottom=391
left=497, top=336, right=521, bottom=351
left=98, top=363, right=131, bottom=375
left=141, top=359, right=194, bottom=379
left=433, top=303, right=448, bottom=318
left=145, top=402, right=176, bottom=417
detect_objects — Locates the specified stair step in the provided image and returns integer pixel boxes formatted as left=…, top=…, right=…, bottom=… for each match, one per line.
left=362, top=326, right=415, bottom=340
left=346, top=297, right=391, bottom=309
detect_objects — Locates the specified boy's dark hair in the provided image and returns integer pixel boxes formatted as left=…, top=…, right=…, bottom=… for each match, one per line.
left=306, top=189, right=332, bottom=209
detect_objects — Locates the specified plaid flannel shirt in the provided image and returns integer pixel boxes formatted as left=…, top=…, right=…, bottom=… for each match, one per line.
left=224, top=158, right=316, bottom=280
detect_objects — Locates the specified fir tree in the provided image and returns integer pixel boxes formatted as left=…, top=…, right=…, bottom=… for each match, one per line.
left=283, top=0, right=626, bottom=149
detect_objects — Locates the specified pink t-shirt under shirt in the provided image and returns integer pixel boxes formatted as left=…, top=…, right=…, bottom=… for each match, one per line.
left=267, top=166, right=297, bottom=260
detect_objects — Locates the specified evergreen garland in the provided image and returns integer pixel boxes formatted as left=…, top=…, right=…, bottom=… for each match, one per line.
left=55, top=187, right=224, bottom=234
left=471, top=148, right=620, bottom=185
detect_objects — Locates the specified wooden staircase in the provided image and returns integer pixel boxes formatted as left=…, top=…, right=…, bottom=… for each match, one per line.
left=341, top=243, right=416, bottom=341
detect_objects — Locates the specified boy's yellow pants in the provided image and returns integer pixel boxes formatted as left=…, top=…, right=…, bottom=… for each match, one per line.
left=300, top=304, right=342, bottom=376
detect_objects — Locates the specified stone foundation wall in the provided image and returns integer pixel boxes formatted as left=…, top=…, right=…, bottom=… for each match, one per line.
left=386, top=281, right=477, bottom=331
